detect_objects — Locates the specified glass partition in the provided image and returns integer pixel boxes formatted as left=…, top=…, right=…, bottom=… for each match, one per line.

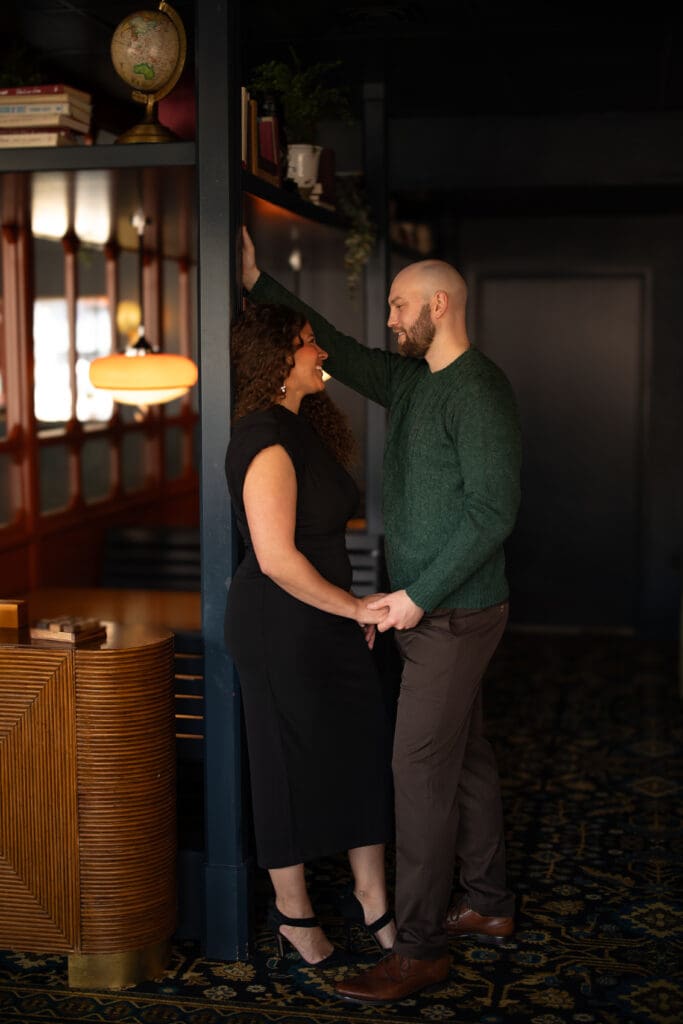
left=39, top=443, right=71, bottom=514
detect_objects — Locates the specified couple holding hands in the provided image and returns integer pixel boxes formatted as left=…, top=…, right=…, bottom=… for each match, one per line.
left=224, top=228, right=521, bottom=1003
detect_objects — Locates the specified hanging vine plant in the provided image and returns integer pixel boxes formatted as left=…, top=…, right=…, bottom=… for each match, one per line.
left=336, top=175, right=377, bottom=296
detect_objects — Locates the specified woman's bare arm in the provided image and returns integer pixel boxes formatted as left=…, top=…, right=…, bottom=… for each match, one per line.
left=243, top=444, right=386, bottom=625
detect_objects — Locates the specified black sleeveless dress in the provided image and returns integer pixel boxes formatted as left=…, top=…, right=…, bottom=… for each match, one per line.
left=224, top=405, right=393, bottom=868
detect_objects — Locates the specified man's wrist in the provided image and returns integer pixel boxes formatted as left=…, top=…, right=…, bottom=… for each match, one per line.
left=243, top=267, right=261, bottom=292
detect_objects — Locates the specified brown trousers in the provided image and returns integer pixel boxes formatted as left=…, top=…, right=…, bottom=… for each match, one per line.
left=392, top=601, right=513, bottom=959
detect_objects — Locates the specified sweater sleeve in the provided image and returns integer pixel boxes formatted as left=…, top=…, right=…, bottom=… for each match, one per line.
left=406, top=380, right=522, bottom=612
left=249, top=272, right=401, bottom=408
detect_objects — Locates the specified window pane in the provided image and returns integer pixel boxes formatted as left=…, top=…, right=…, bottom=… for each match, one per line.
left=34, top=297, right=71, bottom=425
left=0, top=452, right=17, bottom=525
left=163, top=259, right=181, bottom=354
left=0, top=244, right=5, bottom=441
left=165, top=425, right=184, bottom=481
left=34, top=239, right=69, bottom=427
left=118, top=248, right=140, bottom=350
left=121, top=432, right=146, bottom=493
left=76, top=246, right=114, bottom=423
left=164, top=396, right=184, bottom=417
left=119, top=403, right=141, bottom=425
left=39, top=443, right=71, bottom=514
left=82, top=435, right=113, bottom=504
left=0, top=337, right=6, bottom=442
left=190, top=262, right=199, bottom=414
left=76, top=296, right=114, bottom=423
left=193, top=420, right=200, bottom=471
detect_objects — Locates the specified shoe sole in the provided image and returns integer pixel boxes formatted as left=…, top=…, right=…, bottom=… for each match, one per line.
left=446, top=930, right=514, bottom=945
left=336, top=979, right=449, bottom=1004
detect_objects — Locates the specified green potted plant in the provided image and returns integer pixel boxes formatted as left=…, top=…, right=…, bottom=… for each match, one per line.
left=249, top=49, right=353, bottom=191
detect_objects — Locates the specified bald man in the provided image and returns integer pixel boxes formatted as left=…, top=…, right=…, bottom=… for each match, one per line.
left=241, top=230, right=521, bottom=1002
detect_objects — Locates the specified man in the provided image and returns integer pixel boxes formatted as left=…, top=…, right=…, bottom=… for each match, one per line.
left=241, top=228, right=521, bottom=1002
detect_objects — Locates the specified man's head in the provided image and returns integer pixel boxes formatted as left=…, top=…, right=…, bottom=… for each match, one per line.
left=387, top=260, right=469, bottom=362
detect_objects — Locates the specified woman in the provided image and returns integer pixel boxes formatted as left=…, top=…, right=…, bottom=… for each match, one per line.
left=225, top=301, right=396, bottom=965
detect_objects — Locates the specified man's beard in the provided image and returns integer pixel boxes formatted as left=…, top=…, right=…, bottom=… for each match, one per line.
left=396, top=303, right=435, bottom=358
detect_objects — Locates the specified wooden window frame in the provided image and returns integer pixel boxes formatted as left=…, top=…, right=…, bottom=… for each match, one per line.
left=0, top=180, right=198, bottom=591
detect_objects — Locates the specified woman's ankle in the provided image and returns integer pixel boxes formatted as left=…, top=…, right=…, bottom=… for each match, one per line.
left=353, top=886, right=388, bottom=918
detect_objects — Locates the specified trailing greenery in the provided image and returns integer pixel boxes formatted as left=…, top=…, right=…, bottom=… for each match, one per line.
left=249, top=49, right=353, bottom=144
left=336, top=175, right=377, bottom=296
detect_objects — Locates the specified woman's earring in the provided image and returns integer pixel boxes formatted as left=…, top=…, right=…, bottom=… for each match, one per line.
left=280, top=384, right=287, bottom=396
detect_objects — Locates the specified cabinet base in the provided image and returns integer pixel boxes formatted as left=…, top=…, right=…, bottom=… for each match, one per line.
left=68, top=938, right=171, bottom=989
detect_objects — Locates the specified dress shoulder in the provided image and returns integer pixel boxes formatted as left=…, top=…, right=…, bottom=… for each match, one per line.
left=225, top=407, right=305, bottom=500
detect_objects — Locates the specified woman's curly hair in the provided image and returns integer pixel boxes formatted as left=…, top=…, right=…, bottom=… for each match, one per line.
left=231, top=302, right=357, bottom=468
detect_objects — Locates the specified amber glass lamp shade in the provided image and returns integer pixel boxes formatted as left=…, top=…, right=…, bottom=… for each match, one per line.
left=89, top=336, right=198, bottom=406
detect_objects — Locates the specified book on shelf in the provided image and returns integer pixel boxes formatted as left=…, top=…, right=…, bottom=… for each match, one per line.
left=0, top=128, right=83, bottom=148
left=248, top=97, right=258, bottom=174
left=0, top=82, right=91, bottom=105
left=240, top=86, right=249, bottom=166
left=0, top=98, right=91, bottom=121
left=0, top=110, right=91, bottom=133
left=0, top=95, right=91, bottom=118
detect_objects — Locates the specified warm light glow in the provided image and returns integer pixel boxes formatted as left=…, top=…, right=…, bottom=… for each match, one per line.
left=106, top=385, right=191, bottom=406
left=89, top=350, right=198, bottom=406
left=116, top=300, right=142, bottom=337
left=74, top=171, right=112, bottom=245
left=250, top=196, right=308, bottom=224
left=31, top=173, right=70, bottom=240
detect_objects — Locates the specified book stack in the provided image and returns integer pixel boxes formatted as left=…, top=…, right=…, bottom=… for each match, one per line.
left=0, top=83, right=93, bottom=148
left=30, top=615, right=107, bottom=645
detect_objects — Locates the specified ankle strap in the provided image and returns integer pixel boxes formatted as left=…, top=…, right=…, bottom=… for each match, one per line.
left=367, top=907, right=394, bottom=934
left=270, top=904, right=319, bottom=928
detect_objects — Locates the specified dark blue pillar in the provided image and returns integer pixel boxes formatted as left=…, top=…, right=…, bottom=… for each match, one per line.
left=196, top=0, right=250, bottom=959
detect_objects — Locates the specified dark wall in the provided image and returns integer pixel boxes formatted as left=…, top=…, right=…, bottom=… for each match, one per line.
left=384, top=112, right=683, bottom=636
left=448, top=213, right=682, bottom=636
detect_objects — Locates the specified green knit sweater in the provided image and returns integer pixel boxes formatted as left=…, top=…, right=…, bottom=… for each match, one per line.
left=250, top=272, right=522, bottom=612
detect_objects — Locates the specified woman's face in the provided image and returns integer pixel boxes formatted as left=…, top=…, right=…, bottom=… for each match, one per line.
left=282, top=322, right=328, bottom=401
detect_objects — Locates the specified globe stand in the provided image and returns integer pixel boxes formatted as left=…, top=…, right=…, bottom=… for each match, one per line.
left=116, top=96, right=179, bottom=145
left=111, top=1, right=187, bottom=146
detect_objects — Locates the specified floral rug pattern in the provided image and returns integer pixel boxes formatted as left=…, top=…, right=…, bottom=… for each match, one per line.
left=1, top=634, right=681, bottom=1023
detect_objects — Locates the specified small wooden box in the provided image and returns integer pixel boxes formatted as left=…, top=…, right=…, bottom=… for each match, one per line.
left=0, top=599, right=29, bottom=630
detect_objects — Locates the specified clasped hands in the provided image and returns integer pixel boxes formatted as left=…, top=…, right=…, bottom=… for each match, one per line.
left=355, top=589, right=424, bottom=649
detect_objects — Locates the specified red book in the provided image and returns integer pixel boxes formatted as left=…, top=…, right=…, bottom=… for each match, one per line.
left=0, top=83, right=91, bottom=104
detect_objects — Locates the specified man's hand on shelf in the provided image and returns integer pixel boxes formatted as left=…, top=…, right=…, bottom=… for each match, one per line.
left=241, top=226, right=261, bottom=291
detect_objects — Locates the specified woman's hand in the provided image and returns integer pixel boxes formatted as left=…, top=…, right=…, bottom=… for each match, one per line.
left=355, top=593, right=389, bottom=626
left=360, top=624, right=377, bottom=650
left=368, top=589, right=424, bottom=632
left=356, top=594, right=389, bottom=649
left=241, top=226, right=261, bottom=291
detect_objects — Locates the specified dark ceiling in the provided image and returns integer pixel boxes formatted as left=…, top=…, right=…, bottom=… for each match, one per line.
left=245, top=0, right=683, bottom=118
left=1, top=0, right=681, bottom=128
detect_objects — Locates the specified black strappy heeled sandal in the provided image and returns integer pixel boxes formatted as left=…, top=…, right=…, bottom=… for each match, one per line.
left=338, top=889, right=395, bottom=952
left=267, top=902, right=336, bottom=966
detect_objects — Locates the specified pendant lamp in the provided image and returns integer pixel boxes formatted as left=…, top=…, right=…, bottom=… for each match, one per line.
left=89, top=210, right=197, bottom=407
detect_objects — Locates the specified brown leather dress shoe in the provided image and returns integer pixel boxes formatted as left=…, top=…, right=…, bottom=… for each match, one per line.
left=444, top=899, right=514, bottom=943
left=335, top=952, right=450, bottom=1004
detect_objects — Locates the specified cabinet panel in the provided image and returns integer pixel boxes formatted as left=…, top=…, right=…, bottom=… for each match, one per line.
left=0, top=648, right=80, bottom=951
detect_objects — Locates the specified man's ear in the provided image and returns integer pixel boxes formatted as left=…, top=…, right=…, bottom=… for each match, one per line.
left=432, top=289, right=449, bottom=319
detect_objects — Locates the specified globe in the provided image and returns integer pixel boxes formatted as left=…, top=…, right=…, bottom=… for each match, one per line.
left=110, top=1, right=186, bottom=143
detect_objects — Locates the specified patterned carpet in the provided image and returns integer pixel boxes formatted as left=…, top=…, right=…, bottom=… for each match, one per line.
left=1, top=632, right=682, bottom=1024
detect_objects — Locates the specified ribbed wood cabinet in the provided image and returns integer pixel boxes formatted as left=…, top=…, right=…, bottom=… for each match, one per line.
left=0, top=624, right=176, bottom=988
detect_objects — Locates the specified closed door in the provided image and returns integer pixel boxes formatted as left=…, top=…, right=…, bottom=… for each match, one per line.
left=474, top=273, right=643, bottom=628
